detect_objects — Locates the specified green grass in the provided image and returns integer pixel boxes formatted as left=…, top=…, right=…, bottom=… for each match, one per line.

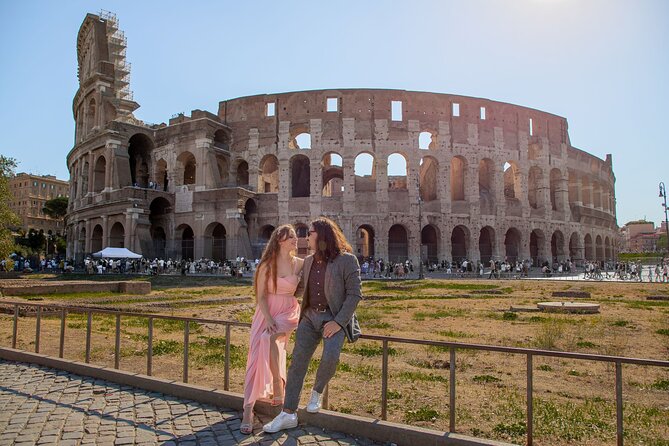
left=412, top=309, right=467, bottom=321
left=537, top=364, right=553, bottom=371
left=396, top=370, right=448, bottom=383
left=152, top=340, right=181, bottom=355
left=576, top=341, right=597, bottom=348
left=473, top=374, right=502, bottom=384
left=611, top=320, right=630, bottom=327
left=437, top=330, right=472, bottom=338
left=502, top=312, right=518, bottom=321
left=651, top=379, right=669, bottom=391
left=656, top=329, right=669, bottom=336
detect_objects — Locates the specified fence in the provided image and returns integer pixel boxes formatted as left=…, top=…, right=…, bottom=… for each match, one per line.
left=3, top=301, right=668, bottom=446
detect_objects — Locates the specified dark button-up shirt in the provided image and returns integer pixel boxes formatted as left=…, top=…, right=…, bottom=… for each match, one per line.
left=307, top=259, right=328, bottom=308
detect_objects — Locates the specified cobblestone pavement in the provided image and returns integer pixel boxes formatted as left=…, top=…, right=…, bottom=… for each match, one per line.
left=0, top=360, right=385, bottom=445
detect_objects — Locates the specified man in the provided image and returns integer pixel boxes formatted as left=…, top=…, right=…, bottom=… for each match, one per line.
left=263, top=217, right=362, bottom=433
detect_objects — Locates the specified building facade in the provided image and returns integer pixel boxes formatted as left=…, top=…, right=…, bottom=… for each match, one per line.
left=66, top=12, right=618, bottom=265
left=622, top=221, right=660, bottom=253
left=9, top=173, right=69, bottom=234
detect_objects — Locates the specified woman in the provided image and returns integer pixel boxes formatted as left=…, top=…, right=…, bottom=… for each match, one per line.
left=241, top=224, right=303, bottom=434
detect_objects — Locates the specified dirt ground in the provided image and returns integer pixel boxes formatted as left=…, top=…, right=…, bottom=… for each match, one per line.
left=1, top=275, right=668, bottom=445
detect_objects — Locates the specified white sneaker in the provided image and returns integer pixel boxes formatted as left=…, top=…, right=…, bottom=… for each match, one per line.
left=262, top=411, right=298, bottom=433
left=306, top=390, right=323, bottom=413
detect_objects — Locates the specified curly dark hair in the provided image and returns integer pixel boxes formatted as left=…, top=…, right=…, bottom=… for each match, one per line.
left=310, top=217, right=352, bottom=262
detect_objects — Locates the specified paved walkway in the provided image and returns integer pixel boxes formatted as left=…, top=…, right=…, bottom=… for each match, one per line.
left=0, top=360, right=385, bottom=446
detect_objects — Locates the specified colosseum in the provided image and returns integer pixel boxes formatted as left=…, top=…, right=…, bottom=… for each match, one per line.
left=66, top=12, right=618, bottom=266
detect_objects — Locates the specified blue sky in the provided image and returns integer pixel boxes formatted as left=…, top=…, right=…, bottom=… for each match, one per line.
left=1, top=0, right=667, bottom=226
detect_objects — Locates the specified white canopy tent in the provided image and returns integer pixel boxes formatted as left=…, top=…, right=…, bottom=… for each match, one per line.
left=92, top=247, right=142, bottom=259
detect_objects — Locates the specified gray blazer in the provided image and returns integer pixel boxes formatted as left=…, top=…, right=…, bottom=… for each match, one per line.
left=297, top=252, right=362, bottom=329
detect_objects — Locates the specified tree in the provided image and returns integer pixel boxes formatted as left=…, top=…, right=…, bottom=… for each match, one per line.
left=659, top=233, right=668, bottom=252
left=0, top=156, right=19, bottom=259
left=42, top=196, right=69, bottom=219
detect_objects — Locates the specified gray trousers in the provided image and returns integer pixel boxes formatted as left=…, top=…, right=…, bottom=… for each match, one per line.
left=284, top=308, right=346, bottom=411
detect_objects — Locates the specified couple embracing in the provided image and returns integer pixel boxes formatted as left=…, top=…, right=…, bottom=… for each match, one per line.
left=240, top=217, right=362, bottom=434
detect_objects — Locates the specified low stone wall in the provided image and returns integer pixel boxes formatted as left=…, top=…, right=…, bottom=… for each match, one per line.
left=0, top=281, right=151, bottom=296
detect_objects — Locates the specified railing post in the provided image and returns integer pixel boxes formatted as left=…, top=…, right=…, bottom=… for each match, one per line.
left=615, top=361, right=623, bottom=446
left=147, top=317, right=153, bottom=376
left=114, top=314, right=121, bottom=369
left=381, top=339, right=389, bottom=420
left=85, top=311, right=92, bottom=363
left=224, top=324, right=230, bottom=391
left=12, top=304, right=18, bottom=349
left=35, top=306, right=41, bottom=353
left=183, top=320, right=189, bottom=383
left=59, top=309, right=66, bottom=358
left=450, top=347, right=456, bottom=432
left=527, top=353, right=533, bottom=446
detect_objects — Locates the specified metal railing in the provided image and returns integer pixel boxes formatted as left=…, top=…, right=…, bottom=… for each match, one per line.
left=3, top=301, right=668, bottom=446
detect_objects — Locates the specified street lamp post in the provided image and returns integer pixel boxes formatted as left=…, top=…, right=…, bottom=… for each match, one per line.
left=660, top=182, right=669, bottom=255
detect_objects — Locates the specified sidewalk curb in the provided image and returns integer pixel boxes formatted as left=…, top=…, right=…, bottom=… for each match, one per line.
left=0, top=347, right=516, bottom=446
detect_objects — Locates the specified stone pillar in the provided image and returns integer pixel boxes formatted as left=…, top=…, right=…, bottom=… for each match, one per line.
left=309, top=154, right=322, bottom=217
left=342, top=154, right=356, bottom=214
left=84, top=219, right=91, bottom=254
left=375, top=157, right=388, bottom=215
left=277, top=122, right=291, bottom=221
left=440, top=228, right=451, bottom=262
left=87, top=153, right=95, bottom=195
left=469, top=229, right=480, bottom=263
left=101, top=215, right=109, bottom=248
left=438, top=121, right=451, bottom=215
left=125, top=212, right=134, bottom=251
left=194, top=138, right=211, bottom=192
left=248, top=129, right=260, bottom=190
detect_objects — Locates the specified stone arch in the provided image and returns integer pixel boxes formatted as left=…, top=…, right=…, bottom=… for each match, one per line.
left=213, top=129, right=230, bottom=151
left=388, top=153, right=408, bottom=191
left=205, top=222, right=226, bottom=261
left=354, top=152, right=376, bottom=192
left=569, top=232, right=582, bottom=262
left=176, top=224, right=195, bottom=261
left=419, top=156, right=438, bottom=202
left=605, top=236, right=612, bottom=260
left=151, top=226, right=166, bottom=259
left=109, top=222, right=124, bottom=248
left=388, top=224, right=408, bottom=262
left=504, top=227, right=522, bottom=262
left=356, top=224, right=375, bottom=259
left=322, top=152, right=343, bottom=197
left=450, top=156, right=466, bottom=201
left=236, top=160, right=249, bottom=186
left=595, top=235, right=604, bottom=261
left=93, top=156, right=106, bottom=192
left=155, top=158, right=168, bottom=191
left=550, top=168, right=562, bottom=211
left=290, top=154, right=310, bottom=197
left=528, top=166, right=543, bottom=209
left=503, top=161, right=521, bottom=200
left=584, top=233, right=594, bottom=260
left=258, top=155, right=278, bottom=193
left=128, top=133, right=154, bottom=188
left=451, top=225, right=470, bottom=262
left=289, top=131, right=311, bottom=150
left=216, top=155, right=229, bottom=187
left=551, top=230, right=565, bottom=261
left=479, top=226, right=495, bottom=264
left=418, top=131, right=436, bottom=150
left=91, top=224, right=103, bottom=253
left=421, top=224, right=439, bottom=263
left=478, top=158, right=496, bottom=214
left=530, top=229, right=546, bottom=266
left=177, top=152, right=196, bottom=186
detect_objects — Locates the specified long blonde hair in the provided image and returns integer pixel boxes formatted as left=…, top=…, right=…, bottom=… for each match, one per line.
left=253, top=224, right=296, bottom=299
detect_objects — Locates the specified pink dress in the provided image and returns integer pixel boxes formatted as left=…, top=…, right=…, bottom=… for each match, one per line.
left=243, top=272, right=300, bottom=408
